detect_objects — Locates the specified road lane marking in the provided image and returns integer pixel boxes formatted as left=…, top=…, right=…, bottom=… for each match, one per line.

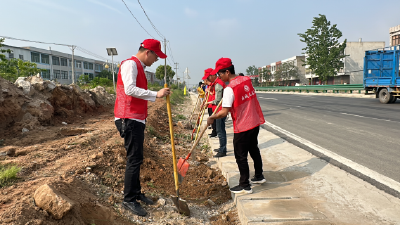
left=262, top=120, right=400, bottom=197
left=258, top=97, right=277, bottom=100
left=341, top=113, right=397, bottom=123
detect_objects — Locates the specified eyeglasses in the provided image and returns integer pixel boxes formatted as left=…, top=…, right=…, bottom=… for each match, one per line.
left=218, top=71, right=226, bottom=77
left=150, top=51, right=159, bottom=62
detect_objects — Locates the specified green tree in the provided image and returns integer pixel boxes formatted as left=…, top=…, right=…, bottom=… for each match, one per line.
left=298, top=14, right=347, bottom=84
left=246, top=65, right=258, bottom=76
left=0, top=38, right=11, bottom=62
left=253, top=77, right=259, bottom=87
left=98, top=69, right=113, bottom=80
left=155, top=65, right=175, bottom=84
left=259, top=67, right=272, bottom=86
left=274, top=61, right=299, bottom=85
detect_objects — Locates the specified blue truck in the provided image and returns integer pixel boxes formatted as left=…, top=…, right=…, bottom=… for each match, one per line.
left=364, top=46, right=400, bottom=103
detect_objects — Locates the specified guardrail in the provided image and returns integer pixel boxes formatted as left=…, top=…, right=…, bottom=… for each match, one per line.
left=255, top=84, right=365, bottom=94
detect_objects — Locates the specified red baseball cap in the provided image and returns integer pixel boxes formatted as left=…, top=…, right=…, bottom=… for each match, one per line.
left=211, top=58, right=233, bottom=75
left=141, top=39, right=167, bottom=59
left=202, top=68, right=213, bottom=80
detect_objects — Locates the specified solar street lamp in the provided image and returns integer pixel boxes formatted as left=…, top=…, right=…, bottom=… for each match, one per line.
left=106, top=48, right=118, bottom=93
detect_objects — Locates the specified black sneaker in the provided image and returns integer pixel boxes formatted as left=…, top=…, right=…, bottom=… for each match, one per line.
left=229, top=185, right=253, bottom=194
left=209, top=133, right=217, bottom=138
left=137, top=193, right=154, bottom=205
left=251, top=175, right=266, bottom=184
left=122, top=201, right=147, bottom=216
left=214, top=152, right=226, bottom=158
left=213, top=149, right=219, bottom=152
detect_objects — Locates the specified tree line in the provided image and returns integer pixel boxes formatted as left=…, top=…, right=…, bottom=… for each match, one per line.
left=247, top=14, right=346, bottom=86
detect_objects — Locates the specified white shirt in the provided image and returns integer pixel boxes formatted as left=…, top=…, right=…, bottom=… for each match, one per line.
left=115, top=55, right=157, bottom=124
left=222, top=87, right=234, bottom=108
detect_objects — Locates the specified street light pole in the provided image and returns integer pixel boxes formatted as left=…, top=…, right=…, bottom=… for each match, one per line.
left=71, top=45, right=76, bottom=84
left=106, top=48, right=118, bottom=93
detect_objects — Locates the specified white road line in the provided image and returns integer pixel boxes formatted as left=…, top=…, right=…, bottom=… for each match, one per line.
left=263, top=120, right=400, bottom=194
left=258, top=97, right=277, bottom=100
left=341, top=113, right=396, bottom=123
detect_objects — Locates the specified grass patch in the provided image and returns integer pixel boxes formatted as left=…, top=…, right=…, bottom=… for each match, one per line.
left=147, top=182, right=156, bottom=188
left=174, top=114, right=186, bottom=120
left=0, top=164, right=21, bottom=187
left=170, top=89, right=186, bottom=105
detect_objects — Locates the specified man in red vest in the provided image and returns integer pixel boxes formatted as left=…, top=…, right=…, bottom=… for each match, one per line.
left=202, top=69, right=217, bottom=137
left=114, top=39, right=170, bottom=216
left=206, top=70, right=227, bottom=158
left=207, top=58, right=266, bottom=194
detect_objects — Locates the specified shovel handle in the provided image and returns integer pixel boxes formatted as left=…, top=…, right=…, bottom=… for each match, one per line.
left=188, top=100, right=223, bottom=156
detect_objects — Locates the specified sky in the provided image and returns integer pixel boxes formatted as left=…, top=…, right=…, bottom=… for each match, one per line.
left=1, top=0, right=400, bottom=87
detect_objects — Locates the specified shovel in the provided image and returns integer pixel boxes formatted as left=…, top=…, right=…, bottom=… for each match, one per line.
left=186, top=94, right=200, bottom=129
left=165, top=83, right=190, bottom=216
left=178, top=100, right=223, bottom=179
left=191, top=92, right=209, bottom=140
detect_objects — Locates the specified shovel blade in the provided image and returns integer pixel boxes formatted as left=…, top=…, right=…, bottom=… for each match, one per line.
left=171, top=196, right=190, bottom=216
left=177, top=157, right=190, bottom=177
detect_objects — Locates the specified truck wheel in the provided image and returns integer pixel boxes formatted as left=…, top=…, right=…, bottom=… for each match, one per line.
left=390, top=95, right=397, bottom=103
left=378, top=88, right=391, bottom=104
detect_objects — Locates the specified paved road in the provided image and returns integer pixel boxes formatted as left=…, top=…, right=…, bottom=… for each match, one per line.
left=256, top=93, right=400, bottom=183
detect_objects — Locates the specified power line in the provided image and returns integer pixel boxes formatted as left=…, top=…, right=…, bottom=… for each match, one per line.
left=75, top=46, right=108, bottom=61
left=121, top=0, right=155, bottom=39
left=137, top=0, right=164, bottom=39
left=167, top=42, right=175, bottom=64
left=0, top=35, right=71, bottom=47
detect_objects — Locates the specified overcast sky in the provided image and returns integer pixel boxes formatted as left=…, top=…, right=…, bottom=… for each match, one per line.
left=1, top=0, right=399, bottom=86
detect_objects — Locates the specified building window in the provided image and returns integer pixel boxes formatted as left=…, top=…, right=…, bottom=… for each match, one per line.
left=52, top=56, right=60, bottom=65
left=61, top=71, right=68, bottom=79
left=53, top=70, right=61, bottom=79
left=19, top=55, right=24, bottom=60
left=42, top=69, right=50, bottom=79
left=8, top=53, right=14, bottom=59
left=83, top=62, right=89, bottom=69
left=88, top=63, right=93, bottom=70
left=392, top=35, right=400, bottom=46
left=41, top=54, right=49, bottom=64
left=95, top=64, right=103, bottom=71
left=60, top=58, right=68, bottom=66
left=76, top=61, right=82, bottom=68
left=31, top=52, right=40, bottom=63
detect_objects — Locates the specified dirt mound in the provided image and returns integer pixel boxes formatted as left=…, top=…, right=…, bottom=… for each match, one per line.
left=0, top=95, right=237, bottom=224
left=0, top=76, right=115, bottom=137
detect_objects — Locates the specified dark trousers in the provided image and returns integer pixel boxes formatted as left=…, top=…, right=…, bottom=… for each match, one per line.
left=208, top=108, right=217, bottom=135
left=115, top=119, right=145, bottom=202
left=233, top=126, right=263, bottom=187
left=216, top=116, right=227, bottom=154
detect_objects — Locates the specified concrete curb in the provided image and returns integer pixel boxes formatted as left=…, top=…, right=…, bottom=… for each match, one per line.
left=188, top=93, right=400, bottom=225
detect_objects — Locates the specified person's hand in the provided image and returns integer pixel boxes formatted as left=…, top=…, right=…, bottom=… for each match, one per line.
left=207, top=117, right=214, bottom=126
left=156, top=88, right=170, bottom=98
left=206, top=101, right=213, bottom=105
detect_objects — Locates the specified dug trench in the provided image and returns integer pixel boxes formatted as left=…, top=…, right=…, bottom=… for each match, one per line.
left=0, top=88, right=239, bottom=224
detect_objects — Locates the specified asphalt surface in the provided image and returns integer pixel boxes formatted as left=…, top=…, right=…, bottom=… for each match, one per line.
left=256, top=93, right=400, bottom=183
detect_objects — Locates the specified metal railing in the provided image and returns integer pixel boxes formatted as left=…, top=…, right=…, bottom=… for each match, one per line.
left=255, top=84, right=365, bottom=94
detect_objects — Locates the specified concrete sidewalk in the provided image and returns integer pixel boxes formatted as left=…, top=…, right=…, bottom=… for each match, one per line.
left=190, top=94, right=400, bottom=225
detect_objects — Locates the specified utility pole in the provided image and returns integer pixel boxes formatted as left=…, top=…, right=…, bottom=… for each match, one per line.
left=174, top=62, right=179, bottom=89
left=71, top=45, right=76, bottom=84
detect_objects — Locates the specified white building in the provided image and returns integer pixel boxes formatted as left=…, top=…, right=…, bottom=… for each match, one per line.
left=390, top=25, right=400, bottom=46
left=0, top=44, right=161, bottom=85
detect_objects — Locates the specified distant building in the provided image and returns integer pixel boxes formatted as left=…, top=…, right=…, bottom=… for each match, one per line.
left=305, top=40, right=385, bottom=84
left=390, top=25, right=400, bottom=46
left=0, top=44, right=157, bottom=85
left=258, top=56, right=306, bottom=86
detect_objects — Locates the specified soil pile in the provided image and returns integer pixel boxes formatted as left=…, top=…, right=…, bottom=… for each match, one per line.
left=0, top=82, right=238, bottom=224
left=0, top=76, right=115, bottom=137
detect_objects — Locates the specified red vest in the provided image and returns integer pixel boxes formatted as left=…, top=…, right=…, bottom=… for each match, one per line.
left=114, top=56, right=148, bottom=120
left=212, top=78, right=226, bottom=112
left=228, top=76, right=265, bottom=133
left=208, top=83, right=215, bottom=108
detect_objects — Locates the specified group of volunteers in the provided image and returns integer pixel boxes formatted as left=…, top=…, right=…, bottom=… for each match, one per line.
left=113, top=38, right=266, bottom=217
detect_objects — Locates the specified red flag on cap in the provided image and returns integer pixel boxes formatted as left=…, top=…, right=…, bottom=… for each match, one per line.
left=141, top=39, right=167, bottom=59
